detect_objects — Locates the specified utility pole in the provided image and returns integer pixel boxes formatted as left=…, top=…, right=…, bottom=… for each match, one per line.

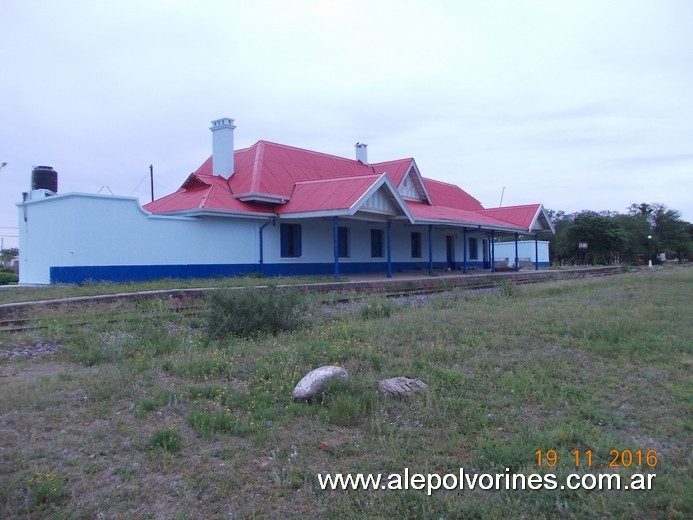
left=149, top=164, right=154, bottom=202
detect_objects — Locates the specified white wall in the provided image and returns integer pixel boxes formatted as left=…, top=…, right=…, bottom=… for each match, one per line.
left=493, top=240, right=550, bottom=266
left=18, top=192, right=514, bottom=283
left=19, top=193, right=261, bottom=284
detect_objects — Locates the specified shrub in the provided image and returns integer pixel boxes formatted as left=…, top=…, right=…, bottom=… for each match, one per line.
left=148, top=427, right=182, bottom=453
left=360, top=297, right=399, bottom=320
left=187, top=409, right=257, bottom=437
left=27, top=472, right=67, bottom=505
left=0, top=271, right=18, bottom=285
left=204, top=285, right=307, bottom=338
left=498, top=280, right=520, bottom=298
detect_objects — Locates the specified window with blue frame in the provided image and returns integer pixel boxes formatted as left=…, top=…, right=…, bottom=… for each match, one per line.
left=338, top=227, right=350, bottom=257
left=469, top=237, right=478, bottom=260
left=370, top=229, right=384, bottom=258
left=280, top=223, right=302, bottom=257
left=411, top=232, right=422, bottom=258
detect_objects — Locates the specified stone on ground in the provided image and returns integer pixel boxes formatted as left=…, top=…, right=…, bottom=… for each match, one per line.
left=378, top=376, right=428, bottom=396
left=292, top=365, right=349, bottom=401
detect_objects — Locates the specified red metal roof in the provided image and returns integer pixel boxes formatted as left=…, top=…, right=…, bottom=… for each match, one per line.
left=423, top=178, right=484, bottom=211
left=277, top=175, right=383, bottom=214
left=144, top=139, right=550, bottom=232
left=143, top=174, right=270, bottom=215
left=407, top=201, right=525, bottom=230
left=477, top=205, right=541, bottom=229
left=369, top=158, right=413, bottom=185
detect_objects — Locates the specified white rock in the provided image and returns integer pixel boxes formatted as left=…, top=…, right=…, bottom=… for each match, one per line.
left=379, top=377, right=428, bottom=396
left=292, top=365, right=349, bottom=401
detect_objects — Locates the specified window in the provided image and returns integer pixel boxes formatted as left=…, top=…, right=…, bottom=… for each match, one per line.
left=338, top=227, right=350, bottom=257
left=280, top=223, right=302, bottom=257
left=411, top=232, right=422, bottom=258
left=469, top=237, right=478, bottom=260
left=371, top=229, right=383, bottom=258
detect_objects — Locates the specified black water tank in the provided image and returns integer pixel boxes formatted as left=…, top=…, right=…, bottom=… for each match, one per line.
left=31, top=166, right=58, bottom=193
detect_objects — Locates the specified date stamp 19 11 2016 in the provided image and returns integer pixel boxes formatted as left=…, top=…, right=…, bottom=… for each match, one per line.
left=535, top=449, right=659, bottom=468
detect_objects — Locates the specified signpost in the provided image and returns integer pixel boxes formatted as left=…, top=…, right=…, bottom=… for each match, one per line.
left=577, top=242, right=588, bottom=265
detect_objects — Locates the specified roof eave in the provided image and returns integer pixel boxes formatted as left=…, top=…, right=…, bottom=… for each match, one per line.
left=412, top=217, right=526, bottom=232
left=349, top=174, right=416, bottom=223
left=235, top=192, right=289, bottom=204
left=278, top=209, right=352, bottom=219
left=154, top=208, right=276, bottom=219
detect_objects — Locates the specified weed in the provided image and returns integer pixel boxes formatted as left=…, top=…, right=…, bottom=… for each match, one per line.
left=360, top=297, right=399, bottom=319
left=148, top=427, right=182, bottom=453
left=205, top=285, right=308, bottom=338
left=27, top=471, right=67, bottom=506
left=498, top=279, right=520, bottom=298
left=136, top=389, right=180, bottom=417
left=325, top=394, right=361, bottom=426
left=187, top=409, right=257, bottom=437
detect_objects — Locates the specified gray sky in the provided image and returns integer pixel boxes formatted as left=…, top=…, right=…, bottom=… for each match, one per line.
left=2, top=0, right=692, bottom=249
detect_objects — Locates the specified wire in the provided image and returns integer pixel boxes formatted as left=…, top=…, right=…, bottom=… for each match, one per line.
left=129, top=172, right=150, bottom=196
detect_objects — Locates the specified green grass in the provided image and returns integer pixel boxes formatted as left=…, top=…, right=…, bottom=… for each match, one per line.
left=0, top=266, right=690, bottom=518
left=0, top=274, right=340, bottom=305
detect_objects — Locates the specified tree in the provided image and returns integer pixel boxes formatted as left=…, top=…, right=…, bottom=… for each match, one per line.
left=555, top=213, right=628, bottom=265
left=0, top=248, right=18, bottom=265
left=612, top=213, right=650, bottom=264
left=651, top=206, right=691, bottom=263
left=628, top=203, right=691, bottom=263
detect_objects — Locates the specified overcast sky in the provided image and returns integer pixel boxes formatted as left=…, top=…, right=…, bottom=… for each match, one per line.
left=2, top=0, right=692, bottom=249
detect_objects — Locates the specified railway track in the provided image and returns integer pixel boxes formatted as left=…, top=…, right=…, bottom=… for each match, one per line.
left=0, top=266, right=622, bottom=334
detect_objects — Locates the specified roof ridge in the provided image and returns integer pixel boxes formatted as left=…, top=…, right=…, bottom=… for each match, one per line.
left=293, top=173, right=383, bottom=185
left=371, top=158, right=414, bottom=166
left=249, top=141, right=265, bottom=193
left=254, top=139, right=396, bottom=165
left=480, top=204, right=539, bottom=211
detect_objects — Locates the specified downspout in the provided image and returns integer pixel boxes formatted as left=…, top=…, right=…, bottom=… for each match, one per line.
left=463, top=227, right=468, bottom=274
left=428, top=224, right=433, bottom=276
left=258, top=217, right=275, bottom=276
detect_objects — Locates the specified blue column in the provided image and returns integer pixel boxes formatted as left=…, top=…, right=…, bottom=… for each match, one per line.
left=258, top=218, right=273, bottom=276
left=535, top=233, right=539, bottom=270
left=428, top=225, right=433, bottom=275
left=491, top=230, right=496, bottom=272
left=386, top=220, right=392, bottom=278
left=514, top=232, right=519, bottom=272
left=463, top=228, right=468, bottom=274
left=333, top=216, right=339, bottom=280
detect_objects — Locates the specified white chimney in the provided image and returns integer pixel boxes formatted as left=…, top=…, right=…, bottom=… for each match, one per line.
left=355, top=142, right=368, bottom=164
left=210, top=117, right=236, bottom=178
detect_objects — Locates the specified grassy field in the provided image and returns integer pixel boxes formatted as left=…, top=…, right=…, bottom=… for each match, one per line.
left=0, top=267, right=690, bottom=519
left=0, top=274, right=342, bottom=305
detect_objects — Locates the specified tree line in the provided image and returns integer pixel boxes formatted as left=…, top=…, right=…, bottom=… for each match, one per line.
left=545, top=203, right=691, bottom=266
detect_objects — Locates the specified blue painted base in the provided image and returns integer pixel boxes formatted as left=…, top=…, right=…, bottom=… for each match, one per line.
left=49, top=260, right=548, bottom=284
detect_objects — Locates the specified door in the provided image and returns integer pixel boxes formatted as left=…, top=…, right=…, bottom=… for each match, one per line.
left=482, top=238, right=489, bottom=269
left=446, top=235, right=455, bottom=270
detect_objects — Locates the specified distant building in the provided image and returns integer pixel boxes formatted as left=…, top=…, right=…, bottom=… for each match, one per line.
left=492, top=240, right=550, bottom=269
left=18, top=119, right=554, bottom=284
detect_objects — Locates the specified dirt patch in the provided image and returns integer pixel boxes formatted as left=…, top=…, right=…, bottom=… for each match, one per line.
left=0, top=359, right=87, bottom=386
left=0, top=342, right=61, bottom=362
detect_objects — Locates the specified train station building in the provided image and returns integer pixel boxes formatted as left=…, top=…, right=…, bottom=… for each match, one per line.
left=18, top=118, right=553, bottom=284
